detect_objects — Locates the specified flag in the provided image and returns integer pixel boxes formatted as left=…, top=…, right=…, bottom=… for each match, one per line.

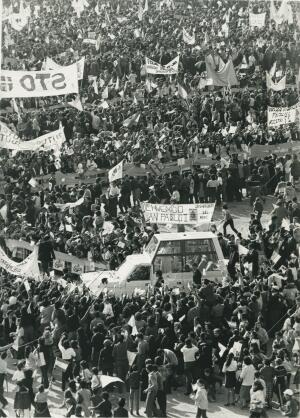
left=100, top=101, right=109, bottom=109
left=115, top=77, right=120, bottom=90
left=138, top=4, right=143, bottom=20
left=11, top=99, right=20, bottom=118
left=96, top=34, right=101, bottom=51
left=266, top=72, right=286, bottom=91
left=269, top=61, right=277, bottom=78
left=205, top=58, right=239, bottom=87
left=105, top=10, right=110, bottom=23
left=108, top=160, right=123, bottom=183
left=102, top=86, right=108, bottom=99
left=92, top=78, right=98, bottom=94
left=133, top=95, right=138, bottom=105
left=123, top=112, right=140, bottom=128
left=145, top=78, right=152, bottom=93
left=144, top=0, right=149, bottom=12
left=95, top=2, right=100, bottom=15
left=182, top=28, right=195, bottom=45
left=0, top=205, right=8, bottom=222
left=178, top=84, right=188, bottom=100
left=68, top=95, right=83, bottom=111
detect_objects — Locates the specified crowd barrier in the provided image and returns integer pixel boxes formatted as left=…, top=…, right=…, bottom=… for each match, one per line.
left=5, top=239, right=107, bottom=275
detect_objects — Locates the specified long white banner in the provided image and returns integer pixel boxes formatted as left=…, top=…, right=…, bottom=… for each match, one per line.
left=141, top=203, right=215, bottom=224
left=0, top=125, right=65, bottom=151
left=44, top=57, right=85, bottom=80
left=145, top=56, right=179, bottom=75
left=0, top=246, right=40, bottom=280
left=0, top=65, right=79, bottom=98
left=268, top=103, right=299, bottom=127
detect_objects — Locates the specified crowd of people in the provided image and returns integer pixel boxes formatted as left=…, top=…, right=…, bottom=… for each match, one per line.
left=0, top=0, right=300, bottom=417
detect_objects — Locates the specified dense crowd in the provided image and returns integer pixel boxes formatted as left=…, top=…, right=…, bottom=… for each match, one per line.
left=0, top=0, right=300, bottom=417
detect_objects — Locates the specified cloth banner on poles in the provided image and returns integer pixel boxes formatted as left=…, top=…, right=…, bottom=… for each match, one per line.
left=0, top=127, right=66, bottom=151
left=0, top=66, right=79, bottom=98
left=141, top=203, right=215, bottom=224
left=267, top=103, right=300, bottom=127
left=145, top=56, right=179, bottom=75
left=44, top=57, right=85, bottom=80
left=0, top=245, right=40, bottom=280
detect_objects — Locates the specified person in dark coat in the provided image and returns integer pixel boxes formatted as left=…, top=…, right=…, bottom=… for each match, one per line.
left=38, top=234, right=55, bottom=274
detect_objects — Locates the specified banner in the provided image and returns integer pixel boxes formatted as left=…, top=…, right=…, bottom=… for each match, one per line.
left=5, top=239, right=107, bottom=274
left=12, top=129, right=66, bottom=152
left=0, top=66, right=79, bottom=98
left=249, top=12, right=266, bottom=28
left=55, top=197, right=84, bottom=211
left=145, top=56, right=179, bottom=75
left=141, top=203, right=215, bottom=224
left=108, top=160, right=123, bottom=183
left=183, top=28, right=195, bottom=45
left=267, top=103, right=299, bottom=127
left=0, top=245, right=40, bottom=280
left=9, top=13, right=28, bottom=31
left=0, top=122, right=21, bottom=149
left=250, top=142, right=300, bottom=158
left=266, top=72, right=286, bottom=91
left=44, top=57, right=85, bottom=80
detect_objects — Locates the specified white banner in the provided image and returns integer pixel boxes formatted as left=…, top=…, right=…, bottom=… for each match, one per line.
left=0, top=66, right=79, bottom=98
left=108, top=160, right=123, bottom=183
left=141, top=203, right=215, bottom=224
left=268, top=103, right=299, bottom=127
left=145, top=56, right=179, bottom=75
left=2, top=128, right=65, bottom=152
left=249, top=12, right=266, bottom=28
left=0, top=246, right=40, bottom=280
left=9, top=13, right=28, bottom=31
left=17, top=129, right=66, bottom=152
left=55, top=197, right=84, bottom=211
left=183, top=28, right=195, bottom=45
left=44, top=57, right=85, bottom=80
left=0, top=122, right=21, bottom=149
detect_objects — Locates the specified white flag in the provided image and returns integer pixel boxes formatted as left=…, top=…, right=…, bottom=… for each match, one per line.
left=144, top=0, right=149, bottom=12
left=115, top=77, right=120, bottom=91
left=269, top=61, right=277, bottom=78
left=183, top=28, right=195, bottom=45
left=266, top=72, right=286, bottom=91
left=102, top=86, right=108, bottom=99
left=68, top=95, right=83, bottom=111
left=92, top=78, right=98, bottom=94
left=108, top=160, right=123, bottom=183
left=178, top=84, right=188, bottom=99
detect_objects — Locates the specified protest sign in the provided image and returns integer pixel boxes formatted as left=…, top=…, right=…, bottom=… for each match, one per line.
left=99, top=375, right=124, bottom=388
left=183, top=28, right=195, bottom=45
left=267, top=104, right=299, bottom=127
left=249, top=12, right=266, bottom=28
left=145, top=56, right=179, bottom=75
left=141, top=203, right=215, bottom=224
left=0, top=246, right=40, bottom=280
left=12, top=129, right=65, bottom=152
left=44, top=57, right=85, bottom=80
left=0, top=66, right=78, bottom=98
